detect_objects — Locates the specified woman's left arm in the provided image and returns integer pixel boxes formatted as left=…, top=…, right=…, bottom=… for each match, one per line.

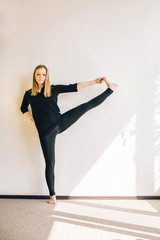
left=77, top=77, right=106, bottom=90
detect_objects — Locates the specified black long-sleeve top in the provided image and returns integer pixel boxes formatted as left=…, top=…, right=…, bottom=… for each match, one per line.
left=20, top=83, right=78, bottom=138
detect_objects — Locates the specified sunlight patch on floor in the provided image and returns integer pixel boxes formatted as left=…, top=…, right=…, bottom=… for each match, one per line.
left=47, top=200, right=160, bottom=240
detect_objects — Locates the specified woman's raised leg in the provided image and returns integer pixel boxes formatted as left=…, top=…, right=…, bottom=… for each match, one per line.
left=58, top=85, right=116, bottom=134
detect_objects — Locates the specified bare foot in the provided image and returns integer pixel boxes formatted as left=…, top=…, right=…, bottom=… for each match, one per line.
left=48, top=195, right=56, bottom=204
left=104, top=78, right=118, bottom=91
left=108, top=83, right=118, bottom=91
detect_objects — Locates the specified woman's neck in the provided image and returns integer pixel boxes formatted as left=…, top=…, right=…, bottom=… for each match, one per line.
left=38, top=84, right=44, bottom=90
left=37, top=84, right=44, bottom=93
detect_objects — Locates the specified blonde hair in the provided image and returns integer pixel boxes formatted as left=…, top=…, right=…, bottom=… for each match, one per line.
left=31, top=64, right=51, bottom=97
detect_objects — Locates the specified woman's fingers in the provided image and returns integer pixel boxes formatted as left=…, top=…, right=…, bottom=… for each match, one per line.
left=101, top=77, right=106, bottom=81
left=31, top=118, right=35, bottom=125
left=96, top=76, right=106, bottom=84
left=98, top=77, right=105, bottom=83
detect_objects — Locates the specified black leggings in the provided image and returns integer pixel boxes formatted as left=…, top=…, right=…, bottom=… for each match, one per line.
left=39, top=87, right=113, bottom=196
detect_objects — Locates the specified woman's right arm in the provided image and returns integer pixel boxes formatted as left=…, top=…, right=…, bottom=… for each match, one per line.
left=20, top=91, right=35, bottom=125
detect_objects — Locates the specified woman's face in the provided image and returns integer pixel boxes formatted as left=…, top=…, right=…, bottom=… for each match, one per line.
left=35, top=67, right=46, bottom=86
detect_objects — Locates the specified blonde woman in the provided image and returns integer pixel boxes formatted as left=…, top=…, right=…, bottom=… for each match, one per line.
left=20, top=64, right=118, bottom=204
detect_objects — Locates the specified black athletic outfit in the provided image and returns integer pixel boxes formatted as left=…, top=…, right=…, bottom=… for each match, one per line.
left=20, top=83, right=113, bottom=196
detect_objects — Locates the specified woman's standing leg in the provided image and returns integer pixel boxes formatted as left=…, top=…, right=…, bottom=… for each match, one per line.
left=39, top=129, right=58, bottom=204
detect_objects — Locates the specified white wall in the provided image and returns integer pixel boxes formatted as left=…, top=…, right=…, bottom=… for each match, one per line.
left=1, top=0, right=160, bottom=196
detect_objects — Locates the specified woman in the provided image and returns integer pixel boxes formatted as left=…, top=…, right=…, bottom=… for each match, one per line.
left=20, top=64, right=118, bottom=204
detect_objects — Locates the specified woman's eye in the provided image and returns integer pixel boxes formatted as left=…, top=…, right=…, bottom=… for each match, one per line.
left=36, top=74, right=46, bottom=76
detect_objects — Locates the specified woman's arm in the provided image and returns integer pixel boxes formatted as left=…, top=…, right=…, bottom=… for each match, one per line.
left=77, top=77, right=105, bottom=90
left=24, top=111, right=35, bottom=125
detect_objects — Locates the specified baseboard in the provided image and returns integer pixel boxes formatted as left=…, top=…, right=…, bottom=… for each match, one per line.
left=0, top=195, right=160, bottom=200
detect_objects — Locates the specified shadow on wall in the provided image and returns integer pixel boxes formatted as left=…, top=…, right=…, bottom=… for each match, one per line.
left=56, top=74, right=160, bottom=196
left=55, top=81, right=137, bottom=196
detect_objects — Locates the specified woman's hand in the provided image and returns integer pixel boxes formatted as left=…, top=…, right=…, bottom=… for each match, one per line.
left=30, top=116, right=35, bottom=125
left=31, top=118, right=35, bottom=125
left=95, top=77, right=106, bottom=84
left=24, top=112, right=35, bottom=125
